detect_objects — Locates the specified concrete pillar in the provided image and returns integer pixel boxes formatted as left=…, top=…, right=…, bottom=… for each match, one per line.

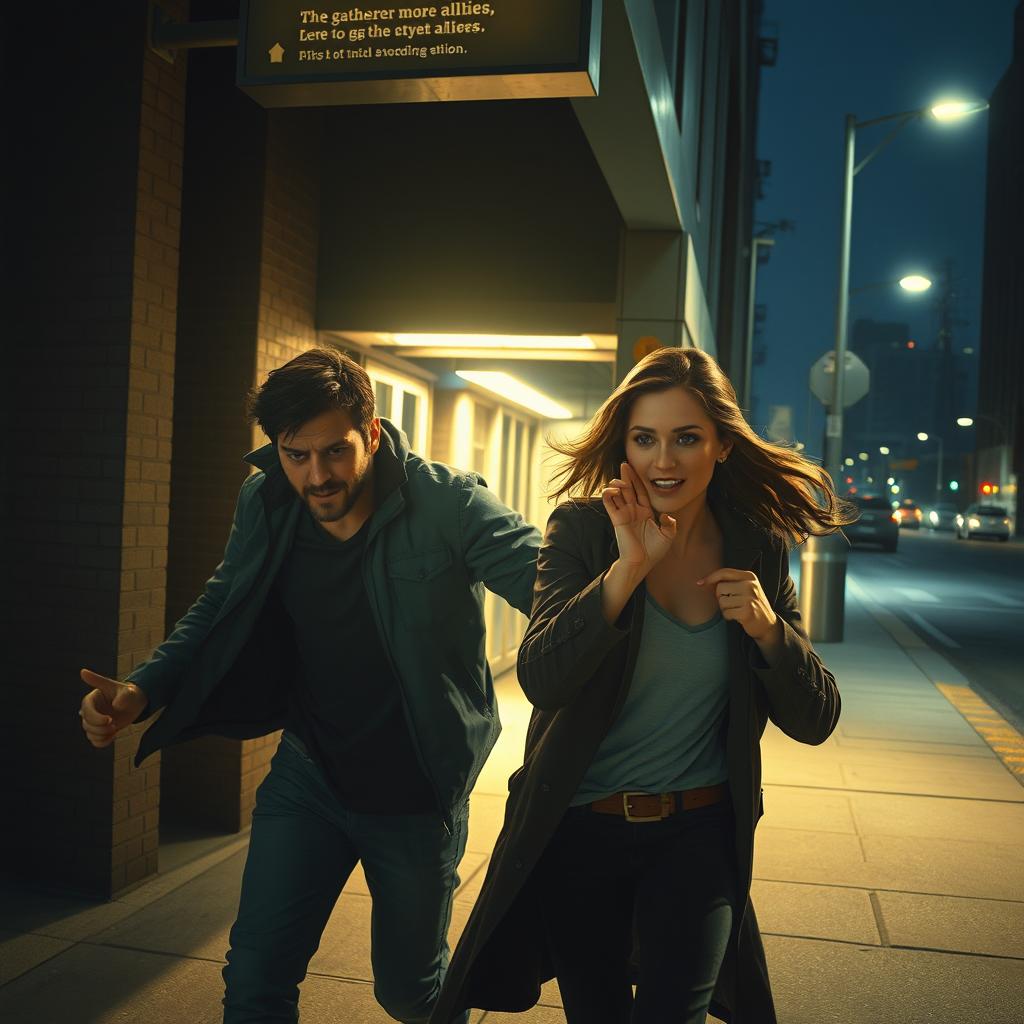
left=615, top=230, right=689, bottom=383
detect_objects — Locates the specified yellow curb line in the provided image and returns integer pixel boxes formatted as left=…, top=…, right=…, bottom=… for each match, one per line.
left=845, top=577, right=1024, bottom=784
left=935, top=683, right=1024, bottom=777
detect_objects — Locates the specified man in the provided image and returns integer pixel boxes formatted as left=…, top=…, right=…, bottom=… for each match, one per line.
left=79, top=348, right=541, bottom=1023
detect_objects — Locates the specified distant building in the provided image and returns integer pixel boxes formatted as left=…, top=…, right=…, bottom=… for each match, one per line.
left=844, top=318, right=975, bottom=504
left=977, top=0, right=1024, bottom=523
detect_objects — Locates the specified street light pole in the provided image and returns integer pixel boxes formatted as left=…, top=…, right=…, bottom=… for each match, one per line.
left=800, top=116, right=857, bottom=644
left=799, top=97, right=987, bottom=644
left=742, top=237, right=775, bottom=413
left=825, top=114, right=857, bottom=478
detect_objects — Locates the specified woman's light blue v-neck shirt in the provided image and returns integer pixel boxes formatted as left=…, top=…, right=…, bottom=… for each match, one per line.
left=572, top=591, right=731, bottom=805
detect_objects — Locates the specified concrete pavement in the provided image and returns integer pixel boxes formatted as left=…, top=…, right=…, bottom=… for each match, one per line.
left=3, top=583, right=1023, bottom=1023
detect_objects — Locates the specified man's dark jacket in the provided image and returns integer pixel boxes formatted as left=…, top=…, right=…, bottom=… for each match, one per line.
left=429, top=496, right=841, bottom=1022
left=127, top=420, right=541, bottom=831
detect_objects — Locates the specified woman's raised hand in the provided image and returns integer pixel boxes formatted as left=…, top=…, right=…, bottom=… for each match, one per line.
left=601, top=461, right=677, bottom=575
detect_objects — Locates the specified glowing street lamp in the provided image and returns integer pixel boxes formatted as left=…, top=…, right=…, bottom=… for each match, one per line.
left=930, top=99, right=990, bottom=121
left=850, top=272, right=933, bottom=297
left=898, top=274, right=932, bottom=292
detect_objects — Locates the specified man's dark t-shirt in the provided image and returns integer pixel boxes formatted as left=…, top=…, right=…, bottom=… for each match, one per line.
left=276, top=509, right=436, bottom=814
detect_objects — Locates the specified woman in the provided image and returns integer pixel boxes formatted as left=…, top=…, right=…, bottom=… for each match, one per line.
left=428, top=347, right=854, bottom=1024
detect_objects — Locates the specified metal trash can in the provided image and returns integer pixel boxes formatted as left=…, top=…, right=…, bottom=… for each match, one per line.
left=798, top=532, right=848, bottom=643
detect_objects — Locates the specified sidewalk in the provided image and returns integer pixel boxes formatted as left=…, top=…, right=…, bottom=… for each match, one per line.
left=3, top=586, right=1023, bottom=1023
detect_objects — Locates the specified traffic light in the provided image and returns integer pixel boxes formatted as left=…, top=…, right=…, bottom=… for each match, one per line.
left=979, top=481, right=1000, bottom=496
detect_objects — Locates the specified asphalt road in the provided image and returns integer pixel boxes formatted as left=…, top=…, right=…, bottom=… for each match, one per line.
left=841, top=526, right=1024, bottom=733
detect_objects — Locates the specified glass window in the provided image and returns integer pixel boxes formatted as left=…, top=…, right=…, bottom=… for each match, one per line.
left=500, top=415, right=513, bottom=504
left=374, top=380, right=393, bottom=419
left=401, top=392, right=419, bottom=442
left=472, top=403, right=493, bottom=476
left=513, top=419, right=525, bottom=509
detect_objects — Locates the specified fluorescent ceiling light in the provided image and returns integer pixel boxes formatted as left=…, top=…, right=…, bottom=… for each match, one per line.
left=455, top=370, right=573, bottom=419
left=391, top=333, right=596, bottom=350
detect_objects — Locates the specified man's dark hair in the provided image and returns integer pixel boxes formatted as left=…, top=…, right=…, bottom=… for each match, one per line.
left=247, top=347, right=376, bottom=444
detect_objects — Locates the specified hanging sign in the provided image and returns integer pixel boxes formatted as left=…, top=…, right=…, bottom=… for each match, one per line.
left=237, top=0, right=601, bottom=107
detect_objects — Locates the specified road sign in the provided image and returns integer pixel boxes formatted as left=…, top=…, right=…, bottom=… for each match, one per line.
left=809, top=350, right=870, bottom=408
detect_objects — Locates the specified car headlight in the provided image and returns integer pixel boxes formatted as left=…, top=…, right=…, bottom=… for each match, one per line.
left=968, top=518, right=981, bottom=528
left=929, top=511, right=938, bottom=524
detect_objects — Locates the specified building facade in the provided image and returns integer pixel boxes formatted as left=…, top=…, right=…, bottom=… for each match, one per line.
left=977, top=0, right=1024, bottom=523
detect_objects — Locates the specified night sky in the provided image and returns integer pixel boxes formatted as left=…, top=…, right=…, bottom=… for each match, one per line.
left=751, top=0, right=1017, bottom=458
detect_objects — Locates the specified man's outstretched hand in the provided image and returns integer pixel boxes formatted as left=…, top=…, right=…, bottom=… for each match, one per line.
left=79, top=669, right=147, bottom=748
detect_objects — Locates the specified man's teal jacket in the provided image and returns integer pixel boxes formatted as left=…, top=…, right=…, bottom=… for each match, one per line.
left=128, top=420, right=542, bottom=831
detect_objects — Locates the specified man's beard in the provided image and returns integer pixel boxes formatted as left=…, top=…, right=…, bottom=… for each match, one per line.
left=304, top=475, right=366, bottom=523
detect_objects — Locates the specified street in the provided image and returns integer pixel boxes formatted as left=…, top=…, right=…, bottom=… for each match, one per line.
left=842, top=527, right=1024, bottom=732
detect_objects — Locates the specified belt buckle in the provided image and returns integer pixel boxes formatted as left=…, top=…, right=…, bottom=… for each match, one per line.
left=622, top=791, right=670, bottom=822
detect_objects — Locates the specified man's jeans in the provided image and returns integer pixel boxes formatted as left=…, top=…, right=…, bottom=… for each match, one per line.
left=222, top=733, right=470, bottom=1024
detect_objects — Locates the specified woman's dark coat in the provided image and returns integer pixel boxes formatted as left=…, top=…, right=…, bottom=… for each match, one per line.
left=429, top=496, right=841, bottom=1024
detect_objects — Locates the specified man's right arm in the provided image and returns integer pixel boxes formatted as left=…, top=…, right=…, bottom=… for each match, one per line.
left=125, top=472, right=262, bottom=714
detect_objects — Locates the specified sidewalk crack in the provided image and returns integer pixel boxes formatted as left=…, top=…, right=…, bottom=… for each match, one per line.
left=869, top=890, right=891, bottom=947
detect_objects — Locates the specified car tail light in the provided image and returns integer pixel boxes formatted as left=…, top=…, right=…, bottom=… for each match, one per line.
left=914, top=508, right=922, bottom=521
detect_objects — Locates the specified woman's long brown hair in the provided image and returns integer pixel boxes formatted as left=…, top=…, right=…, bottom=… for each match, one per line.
left=548, top=347, right=857, bottom=545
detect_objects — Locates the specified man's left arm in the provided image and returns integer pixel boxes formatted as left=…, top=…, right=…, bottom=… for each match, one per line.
left=457, top=476, right=542, bottom=615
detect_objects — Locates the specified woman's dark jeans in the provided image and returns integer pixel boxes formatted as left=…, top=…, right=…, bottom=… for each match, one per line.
left=538, top=796, right=740, bottom=1024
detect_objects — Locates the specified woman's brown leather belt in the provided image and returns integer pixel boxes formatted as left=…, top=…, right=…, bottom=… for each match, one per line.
left=589, top=783, right=730, bottom=822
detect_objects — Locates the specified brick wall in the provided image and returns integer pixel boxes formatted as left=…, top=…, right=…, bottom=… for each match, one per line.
left=3, top=2, right=186, bottom=896
left=161, top=46, right=324, bottom=834
left=240, top=106, right=325, bottom=824
left=113, top=10, right=189, bottom=894
left=160, top=42, right=268, bottom=836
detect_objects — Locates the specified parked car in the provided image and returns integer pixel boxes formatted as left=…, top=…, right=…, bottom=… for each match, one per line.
left=847, top=494, right=899, bottom=551
left=925, top=501, right=960, bottom=531
left=955, top=504, right=1011, bottom=542
left=895, top=499, right=923, bottom=530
